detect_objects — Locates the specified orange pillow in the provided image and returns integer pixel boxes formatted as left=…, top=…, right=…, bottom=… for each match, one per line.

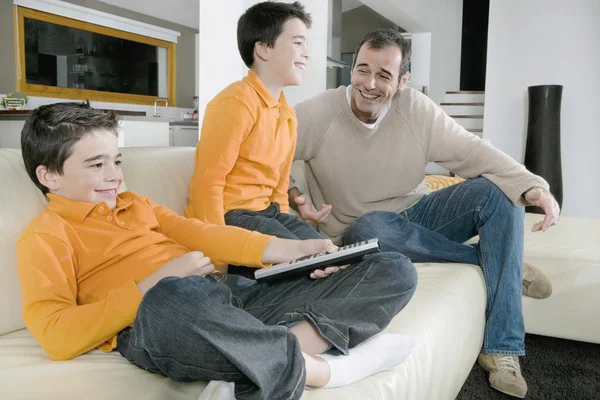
left=424, top=174, right=465, bottom=191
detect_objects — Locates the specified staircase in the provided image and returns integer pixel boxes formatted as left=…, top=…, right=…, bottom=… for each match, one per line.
left=440, top=90, right=485, bottom=138
left=426, top=91, right=485, bottom=176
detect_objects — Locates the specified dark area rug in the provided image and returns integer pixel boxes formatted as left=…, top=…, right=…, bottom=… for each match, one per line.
left=456, top=334, right=600, bottom=400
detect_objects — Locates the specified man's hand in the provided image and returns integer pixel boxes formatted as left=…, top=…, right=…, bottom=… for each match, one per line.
left=136, top=251, right=215, bottom=295
left=262, top=237, right=338, bottom=265
left=524, top=187, right=560, bottom=232
left=295, top=194, right=332, bottom=224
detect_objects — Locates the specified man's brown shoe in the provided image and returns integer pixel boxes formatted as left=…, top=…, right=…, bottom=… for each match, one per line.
left=522, top=262, right=552, bottom=299
left=478, top=353, right=528, bottom=398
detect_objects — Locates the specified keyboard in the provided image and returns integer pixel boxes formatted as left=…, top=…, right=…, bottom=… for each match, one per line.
left=254, top=238, right=380, bottom=282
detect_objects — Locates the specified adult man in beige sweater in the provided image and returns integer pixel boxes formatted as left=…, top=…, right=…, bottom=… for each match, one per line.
left=288, top=29, right=560, bottom=399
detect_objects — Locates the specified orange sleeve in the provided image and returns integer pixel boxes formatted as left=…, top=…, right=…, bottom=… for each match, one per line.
left=187, top=98, right=255, bottom=224
left=152, top=201, right=272, bottom=267
left=17, top=234, right=142, bottom=361
left=269, top=138, right=296, bottom=213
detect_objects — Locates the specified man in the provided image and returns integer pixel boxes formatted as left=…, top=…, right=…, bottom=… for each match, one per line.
left=288, top=28, right=560, bottom=399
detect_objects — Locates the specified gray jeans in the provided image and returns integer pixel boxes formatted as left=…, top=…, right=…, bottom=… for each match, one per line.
left=225, top=202, right=324, bottom=240
left=117, top=251, right=417, bottom=400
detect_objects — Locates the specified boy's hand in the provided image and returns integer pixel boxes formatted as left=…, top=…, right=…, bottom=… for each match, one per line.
left=310, top=264, right=349, bottom=279
left=137, top=251, right=215, bottom=295
left=262, top=238, right=338, bottom=265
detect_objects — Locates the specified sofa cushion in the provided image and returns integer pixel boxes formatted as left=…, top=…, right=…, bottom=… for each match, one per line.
left=0, top=262, right=486, bottom=400
left=0, top=150, right=47, bottom=335
left=522, top=213, right=600, bottom=344
left=0, top=329, right=206, bottom=400
left=119, top=147, right=196, bottom=216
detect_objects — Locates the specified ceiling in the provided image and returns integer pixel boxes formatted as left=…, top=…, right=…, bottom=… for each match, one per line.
left=95, top=0, right=369, bottom=31
left=96, top=0, right=199, bottom=29
left=342, top=0, right=364, bottom=13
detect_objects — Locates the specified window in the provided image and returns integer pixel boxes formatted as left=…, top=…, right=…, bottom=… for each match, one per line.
left=14, top=6, right=176, bottom=106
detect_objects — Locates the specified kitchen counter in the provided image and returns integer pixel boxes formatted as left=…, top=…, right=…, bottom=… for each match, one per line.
left=0, top=109, right=146, bottom=120
left=0, top=112, right=198, bottom=126
left=0, top=113, right=199, bottom=149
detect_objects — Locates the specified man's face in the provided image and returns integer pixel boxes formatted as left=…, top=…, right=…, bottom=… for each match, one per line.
left=44, top=130, right=123, bottom=210
left=266, top=17, right=310, bottom=87
left=350, top=44, right=404, bottom=124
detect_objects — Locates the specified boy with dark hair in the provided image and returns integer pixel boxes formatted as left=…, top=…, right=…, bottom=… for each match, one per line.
left=17, top=101, right=417, bottom=400
left=185, top=1, right=330, bottom=243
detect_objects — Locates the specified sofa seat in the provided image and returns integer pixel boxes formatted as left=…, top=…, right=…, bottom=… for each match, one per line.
left=0, top=262, right=485, bottom=400
left=522, top=213, right=600, bottom=344
left=0, top=329, right=205, bottom=400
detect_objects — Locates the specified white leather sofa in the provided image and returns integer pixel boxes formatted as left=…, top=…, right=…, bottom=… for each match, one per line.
left=1, top=147, right=598, bottom=400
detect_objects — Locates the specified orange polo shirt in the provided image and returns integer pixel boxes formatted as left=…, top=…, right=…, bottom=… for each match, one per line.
left=17, top=192, right=273, bottom=361
left=185, top=70, right=297, bottom=225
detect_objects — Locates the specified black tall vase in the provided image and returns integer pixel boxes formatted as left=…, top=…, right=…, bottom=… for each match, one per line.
left=524, top=85, right=563, bottom=214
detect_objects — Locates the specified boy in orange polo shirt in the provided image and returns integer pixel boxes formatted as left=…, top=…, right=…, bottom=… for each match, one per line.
left=186, top=1, right=331, bottom=244
left=17, top=101, right=417, bottom=399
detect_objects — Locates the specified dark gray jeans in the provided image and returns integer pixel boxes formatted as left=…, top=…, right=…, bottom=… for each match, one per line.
left=117, top=252, right=417, bottom=400
left=225, top=202, right=324, bottom=240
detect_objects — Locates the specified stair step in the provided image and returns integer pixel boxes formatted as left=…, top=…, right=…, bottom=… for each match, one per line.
left=446, top=91, right=485, bottom=94
left=440, top=102, right=484, bottom=106
left=452, top=118, right=483, bottom=129
left=441, top=105, right=484, bottom=115
left=444, top=92, right=485, bottom=103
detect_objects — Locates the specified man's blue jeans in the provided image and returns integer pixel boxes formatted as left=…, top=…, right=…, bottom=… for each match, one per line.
left=117, top=255, right=417, bottom=400
left=344, top=177, right=525, bottom=356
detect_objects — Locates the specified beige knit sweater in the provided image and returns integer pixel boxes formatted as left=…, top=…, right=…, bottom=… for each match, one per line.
left=294, top=86, right=549, bottom=244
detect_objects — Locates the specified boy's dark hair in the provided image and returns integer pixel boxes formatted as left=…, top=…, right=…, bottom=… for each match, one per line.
left=21, top=101, right=120, bottom=195
left=353, top=28, right=412, bottom=79
left=237, top=1, right=312, bottom=68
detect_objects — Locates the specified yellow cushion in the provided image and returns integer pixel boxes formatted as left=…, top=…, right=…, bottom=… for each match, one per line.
left=424, top=175, right=465, bottom=191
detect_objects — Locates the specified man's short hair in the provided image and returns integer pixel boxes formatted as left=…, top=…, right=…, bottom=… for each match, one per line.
left=353, top=28, right=412, bottom=78
left=237, top=1, right=312, bottom=68
left=21, top=101, right=120, bottom=195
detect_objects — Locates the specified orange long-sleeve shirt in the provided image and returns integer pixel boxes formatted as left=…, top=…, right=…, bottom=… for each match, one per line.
left=185, top=70, right=297, bottom=225
left=17, top=193, right=273, bottom=361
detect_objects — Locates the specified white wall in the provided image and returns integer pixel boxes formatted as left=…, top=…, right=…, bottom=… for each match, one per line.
left=484, top=0, right=600, bottom=218
left=197, top=0, right=247, bottom=124
left=281, top=0, right=328, bottom=106
left=409, top=32, right=431, bottom=89
left=360, top=0, right=463, bottom=104
left=197, top=0, right=328, bottom=124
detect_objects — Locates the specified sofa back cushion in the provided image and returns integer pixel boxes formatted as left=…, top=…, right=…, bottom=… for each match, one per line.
left=119, top=147, right=196, bottom=215
left=0, top=147, right=196, bottom=336
left=0, top=149, right=47, bottom=335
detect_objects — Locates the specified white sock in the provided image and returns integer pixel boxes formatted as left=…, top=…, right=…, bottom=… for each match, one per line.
left=318, top=333, right=416, bottom=388
left=198, top=380, right=235, bottom=400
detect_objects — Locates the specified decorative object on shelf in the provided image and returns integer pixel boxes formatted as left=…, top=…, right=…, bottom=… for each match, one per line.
left=0, top=92, right=28, bottom=110
left=524, top=84, right=563, bottom=214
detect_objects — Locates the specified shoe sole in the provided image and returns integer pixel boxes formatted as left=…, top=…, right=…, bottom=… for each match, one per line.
left=490, top=382, right=527, bottom=399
